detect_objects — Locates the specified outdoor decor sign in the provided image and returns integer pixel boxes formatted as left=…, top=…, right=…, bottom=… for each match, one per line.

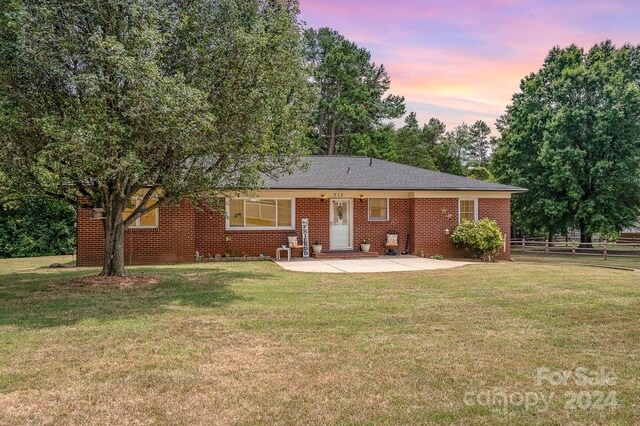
left=302, top=218, right=310, bottom=258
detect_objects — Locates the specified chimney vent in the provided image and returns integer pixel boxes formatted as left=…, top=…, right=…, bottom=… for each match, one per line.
left=369, top=157, right=373, bottom=166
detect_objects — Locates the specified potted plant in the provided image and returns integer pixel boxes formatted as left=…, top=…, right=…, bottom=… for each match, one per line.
left=360, top=238, right=371, bottom=253
left=312, top=240, right=323, bottom=254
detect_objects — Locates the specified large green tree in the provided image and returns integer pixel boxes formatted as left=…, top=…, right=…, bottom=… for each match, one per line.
left=396, top=113, right=434, bottom=169
left=436, top=122, right=474, bottom=175
left=493, top=41, right=640, bottom=243
left=467, top=120, right=496, bottom=167
left=0, top=0, right=310, bottom=276
left=303, top=27, right=405, bottom=155
left=395, top=112, right=475, bottom=176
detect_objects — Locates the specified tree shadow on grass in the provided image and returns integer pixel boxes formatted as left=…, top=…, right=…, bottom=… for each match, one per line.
left=0, top=266, right=272, bottom=329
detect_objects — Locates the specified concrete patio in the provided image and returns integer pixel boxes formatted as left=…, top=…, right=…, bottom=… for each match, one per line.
left=274, top=255, right=475, bottom=273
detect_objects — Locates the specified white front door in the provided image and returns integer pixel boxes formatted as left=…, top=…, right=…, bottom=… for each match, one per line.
left=330, top=199, right=353, bottom=250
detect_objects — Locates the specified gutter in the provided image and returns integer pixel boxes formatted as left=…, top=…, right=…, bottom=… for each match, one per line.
left=258, top=187, right=529, bottom=193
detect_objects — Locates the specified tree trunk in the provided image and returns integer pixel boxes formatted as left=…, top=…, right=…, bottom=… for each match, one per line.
left=578, top=219, right=592, bottom=249
left=100, top=211, right=126, bottom=276
left=317, top=114, right=325, bottom=155
left=547, top=231, right=554, bottom=247
left=327, top=121, right=337, bottom=155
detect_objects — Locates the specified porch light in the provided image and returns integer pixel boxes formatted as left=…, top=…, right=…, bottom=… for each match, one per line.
left=359, top=194, right=366, bottom=201
left=320, top=194, right=327, bottom=202
left=444, top=228, right=450, bottom=235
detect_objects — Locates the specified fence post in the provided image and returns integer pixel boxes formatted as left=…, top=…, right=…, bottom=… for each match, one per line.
left=603, top=241, right=607, bottom=261
left=545, top=239, right=549, bottom=255
left=571, top=242, right=576, bottom=257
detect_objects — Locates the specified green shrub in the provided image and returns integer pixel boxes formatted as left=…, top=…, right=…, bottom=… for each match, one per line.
left=0, top=198, right=76, bottom=258
left=451, top=218, right=503, bottom=261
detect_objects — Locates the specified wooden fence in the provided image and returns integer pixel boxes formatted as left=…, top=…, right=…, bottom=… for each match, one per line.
left=511, top=238, right=640, bottom=261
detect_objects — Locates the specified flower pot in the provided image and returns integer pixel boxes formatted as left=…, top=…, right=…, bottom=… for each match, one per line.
left=312, top=244, right=323, bottom=254
left=360, top=243, right=371, bottom=253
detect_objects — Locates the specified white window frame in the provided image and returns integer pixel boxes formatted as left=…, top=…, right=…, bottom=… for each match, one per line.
left=368, top=198, right=389, bottom=222
left=128, top=199, right=159, bottom=229
left=458, top=198, right=478, bottom=223
left=225, top=198, right=296, bottom=230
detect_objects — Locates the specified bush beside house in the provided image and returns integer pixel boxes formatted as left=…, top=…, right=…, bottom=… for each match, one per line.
left=451, top=218, right=503, bottom=261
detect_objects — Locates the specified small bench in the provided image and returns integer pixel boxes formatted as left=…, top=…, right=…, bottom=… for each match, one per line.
left=275, top=247, right=291, bottom=261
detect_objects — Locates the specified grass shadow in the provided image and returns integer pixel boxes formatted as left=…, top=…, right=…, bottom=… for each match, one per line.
left=0, top=265, right=274, bottom=329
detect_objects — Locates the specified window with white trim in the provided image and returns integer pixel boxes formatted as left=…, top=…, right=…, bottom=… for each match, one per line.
left=122, top=190, right=159, bottom=228
left=459, top=199, right=478, bottom=223
left=368, top=198, right=389, bottom=221
left=227, top=198, right=294, bottom=229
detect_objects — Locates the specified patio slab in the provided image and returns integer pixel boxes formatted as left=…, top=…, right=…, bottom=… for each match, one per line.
left=274, top=255, right=475, bottom=273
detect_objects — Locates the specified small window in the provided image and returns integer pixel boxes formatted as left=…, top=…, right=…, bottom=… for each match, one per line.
left=122, top=190, right=159, bottom=228
left=227, top=198, right=294, bottom=229
left=459, top=199, right=477, bottom=223
left=368, top=198, right=388, bottom=221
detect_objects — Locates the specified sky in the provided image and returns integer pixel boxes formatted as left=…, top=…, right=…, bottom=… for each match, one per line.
left=299, top=0, right=640, bottom=131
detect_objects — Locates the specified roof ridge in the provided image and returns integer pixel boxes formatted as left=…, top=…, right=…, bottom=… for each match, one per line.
left=267, top=155, right=527, bottom=192
left=304, top=155, right=369, bottom=158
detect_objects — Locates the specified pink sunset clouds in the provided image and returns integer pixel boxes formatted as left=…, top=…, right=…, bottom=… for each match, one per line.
left=300, top=0, right=640, bottom=130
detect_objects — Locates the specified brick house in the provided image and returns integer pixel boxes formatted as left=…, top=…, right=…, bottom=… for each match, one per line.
left=76, top=156, right=526, bottom=266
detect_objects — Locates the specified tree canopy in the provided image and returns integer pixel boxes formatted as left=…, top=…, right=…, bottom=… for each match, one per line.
left=394, top=113, right=495, bottom=176
left=0, top=0, right=310, bottom=275
left=466, top=167, right=495, bottom=182
left=493, top=41, right=640, bottom=241
left=467, top=120, right=496, bottom=167
left=303, top=27, right=405, bottom=155
left=0, top=198, right=75, bottom=258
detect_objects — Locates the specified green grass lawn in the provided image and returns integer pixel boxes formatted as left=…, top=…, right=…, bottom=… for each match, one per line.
left=0, top=256, right=638, bottom=425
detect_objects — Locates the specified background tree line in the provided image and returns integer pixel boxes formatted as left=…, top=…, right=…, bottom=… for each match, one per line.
left=302, top=27, right=497, bottom=181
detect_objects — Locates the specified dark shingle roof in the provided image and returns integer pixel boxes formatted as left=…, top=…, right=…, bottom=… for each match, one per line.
left=264, top=156, right=526, bottom=192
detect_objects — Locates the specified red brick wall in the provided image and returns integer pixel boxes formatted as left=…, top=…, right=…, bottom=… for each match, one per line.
left=353, top=199, right=413, bottom=254
left=478, top=198, right=511, bottom=259
left=195, top=198, right=330, bottom=257
left=413, top=198, right=461, bottom=257
left=413, top=197, right=511, bottom=259
left=76, top=196, right=512, bottom=265
left=76, top=200, right=195, bottom=267
left=194, top=198, right=415, bottom=257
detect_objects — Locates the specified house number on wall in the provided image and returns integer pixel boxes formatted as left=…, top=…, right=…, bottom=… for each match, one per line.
left=333, top=192, right=344, bottom=197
